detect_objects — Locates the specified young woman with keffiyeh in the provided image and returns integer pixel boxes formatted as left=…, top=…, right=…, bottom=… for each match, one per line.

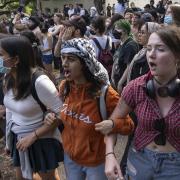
left=45, top=38, right=134, bottom=180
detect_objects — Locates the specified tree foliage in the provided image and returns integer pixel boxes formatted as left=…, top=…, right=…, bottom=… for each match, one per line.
left=0, top=0, right=35, bottom=15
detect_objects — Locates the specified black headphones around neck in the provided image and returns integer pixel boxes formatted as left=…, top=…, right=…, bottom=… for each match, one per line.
left=145, top=77, right=180, bottom=98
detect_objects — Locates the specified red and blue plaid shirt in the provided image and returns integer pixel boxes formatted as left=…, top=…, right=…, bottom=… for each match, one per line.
left=121, top=73, right=180, bottom=151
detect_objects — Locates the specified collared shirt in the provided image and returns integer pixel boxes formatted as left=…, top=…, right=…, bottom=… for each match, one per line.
left=121, top=73, right=180, bottom=151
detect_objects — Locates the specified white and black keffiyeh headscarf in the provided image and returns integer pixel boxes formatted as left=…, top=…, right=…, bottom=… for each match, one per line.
left=61, top=38, right=109, bottom=84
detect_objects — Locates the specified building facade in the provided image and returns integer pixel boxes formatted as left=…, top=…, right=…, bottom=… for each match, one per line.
left=39, top=0, right=94, bottom=13
left=39, top=0, right=180, bottom=14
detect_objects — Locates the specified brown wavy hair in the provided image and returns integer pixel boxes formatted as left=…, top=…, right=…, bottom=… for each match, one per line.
left=156, top=25, right=180, bottom=77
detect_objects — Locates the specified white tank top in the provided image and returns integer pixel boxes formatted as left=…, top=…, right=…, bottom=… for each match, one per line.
left=42, top=35, right=52, bottom=55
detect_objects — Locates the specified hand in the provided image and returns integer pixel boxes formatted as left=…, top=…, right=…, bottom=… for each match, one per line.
left=95, top=120, right=114, bottom=135
left=62, top=26, right=75, bottom=41
left=44, top=112, right=56, bottom=126
left=16, top=132, right=37, bottom=151
left=58, top=26, right=66, bottom=41
left=105, top=154, right=124, bottom=180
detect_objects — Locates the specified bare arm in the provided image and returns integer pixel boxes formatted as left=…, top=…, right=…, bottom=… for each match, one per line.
left=95, top=98, right=133, bottom=135
left=54, top=26, right=66, bottom=57
left=105, top=134, right=124, bottom=180
left=51, top=25, right=63, bottom=36
left=117, top=65, right=129, bottom=94
left=16, top=119, right=59, bottom=152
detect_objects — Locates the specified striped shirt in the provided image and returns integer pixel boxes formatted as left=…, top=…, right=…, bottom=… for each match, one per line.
left=121, top=73, right=180, bottom=151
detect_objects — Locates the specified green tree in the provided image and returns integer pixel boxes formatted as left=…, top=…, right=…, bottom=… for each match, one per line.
left=0, top=0, right=36, bottom=15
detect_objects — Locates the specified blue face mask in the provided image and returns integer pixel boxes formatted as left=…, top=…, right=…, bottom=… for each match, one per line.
left=0, top=57, right=11, bottom=74
left=164, top=15, right=173, bottom=25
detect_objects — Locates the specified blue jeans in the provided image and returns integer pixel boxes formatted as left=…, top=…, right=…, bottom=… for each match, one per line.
left=126, top=146, right=180, bottom=180
left=64, top=153, right=107, bottom=180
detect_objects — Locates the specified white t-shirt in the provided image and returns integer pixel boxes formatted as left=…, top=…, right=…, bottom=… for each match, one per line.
left=114, top=3, right=126, bottom=16
left=4, top=75, right=62, bottom=126
left=68, top=9, right=75, bottom=17
left=80, top=9, right=85, bottom=16
left=90, top=35, right=112, bottom=59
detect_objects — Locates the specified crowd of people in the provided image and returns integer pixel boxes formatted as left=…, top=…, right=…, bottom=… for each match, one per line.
left=0, top=0, right=180, bottom=179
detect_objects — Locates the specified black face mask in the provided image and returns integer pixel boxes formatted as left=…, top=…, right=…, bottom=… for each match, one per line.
left=41, top=28, right=48, bottom=34
left=90, top=29, right=96, bottom=35
left=112, top=30, right=122, bottom=39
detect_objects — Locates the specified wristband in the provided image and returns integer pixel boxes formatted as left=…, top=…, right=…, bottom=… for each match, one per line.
left=105, top=152, right=115, bottom=157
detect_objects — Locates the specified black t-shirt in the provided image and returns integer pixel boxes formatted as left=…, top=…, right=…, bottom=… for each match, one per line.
left=111, top=37, right=139, bottom=88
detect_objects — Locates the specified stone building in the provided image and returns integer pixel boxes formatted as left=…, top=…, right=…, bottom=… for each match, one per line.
left=39, top=0, right=94, bottom=14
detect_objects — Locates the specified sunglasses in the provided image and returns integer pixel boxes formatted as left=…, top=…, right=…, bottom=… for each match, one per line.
left=153, top=118, right=166, bottom=145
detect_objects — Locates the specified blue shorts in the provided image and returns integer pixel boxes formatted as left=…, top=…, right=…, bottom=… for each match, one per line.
left=126, top=146, right=180, bottom=180
left=42, top=54, right=53, bottom=64
left=64, top=153, right=107, bottom=180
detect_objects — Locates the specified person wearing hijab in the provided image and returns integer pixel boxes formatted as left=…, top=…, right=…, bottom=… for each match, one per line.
left=45, top=38, right=134, bottom=180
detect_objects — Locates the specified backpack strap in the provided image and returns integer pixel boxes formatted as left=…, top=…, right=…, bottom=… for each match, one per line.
left=31, top=70, right=47, bottom=113
left=105, top=37, right=110, bottom=49
left=92, top=38, right=103, bottom=50
left=93, top=38, right=110, bottom=51
left=99, top=85, right=108, bottom=120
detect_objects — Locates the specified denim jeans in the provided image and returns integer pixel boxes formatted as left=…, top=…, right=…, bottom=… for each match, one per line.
left=64, top=153, right=107, bottom=180
left=126, top=146, right=180, bottom=180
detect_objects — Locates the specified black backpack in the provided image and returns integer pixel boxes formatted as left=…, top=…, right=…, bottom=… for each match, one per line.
left=92, top=37, right=113, bottom=76
left=130, top=54, right=149, bottom=81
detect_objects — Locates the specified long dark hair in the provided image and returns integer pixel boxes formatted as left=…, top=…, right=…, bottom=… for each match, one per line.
left=62, top=57, right=104, bottom=101
left=1, top=36, right=36, bottom=100
left=20, top=30, right=44, bottom=68
left=91, top=16, right=106, bottom=35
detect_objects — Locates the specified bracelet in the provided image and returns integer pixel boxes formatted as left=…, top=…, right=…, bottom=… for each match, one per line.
left=34, top=130, right=39, bottom=140
left=110, top=119, right=115, bottom=129
left=105, top=152, right=115, bottom=157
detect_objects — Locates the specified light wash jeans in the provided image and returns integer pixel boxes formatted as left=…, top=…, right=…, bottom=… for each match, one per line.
left=126, top=146, right=180, bottom=180
left=64, top=153, right=107, bottom=180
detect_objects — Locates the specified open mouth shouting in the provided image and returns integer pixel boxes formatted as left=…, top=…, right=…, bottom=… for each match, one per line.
left=64, top=69, right=71, bottom=78
left=149, top=62, right=157, bottom=69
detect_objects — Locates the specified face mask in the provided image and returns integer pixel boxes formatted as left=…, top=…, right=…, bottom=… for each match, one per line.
left=41, top=28, right=48, bottom=34
left=112, top=30, right=122, bottom=40
left=0, top=57, right=11, bottom=74
left=164, top=15, right=173, bottom=25
left=90, top=29, right=96, bottom=35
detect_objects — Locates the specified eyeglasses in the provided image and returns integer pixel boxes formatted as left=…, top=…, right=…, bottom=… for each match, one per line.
left=153, top=118, right=166, bottom=145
